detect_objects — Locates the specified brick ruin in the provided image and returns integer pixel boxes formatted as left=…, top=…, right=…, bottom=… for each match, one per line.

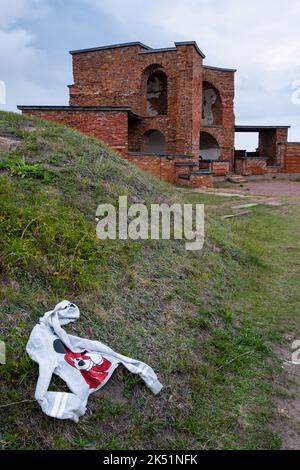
left=18, top=41, right=300, bottom=187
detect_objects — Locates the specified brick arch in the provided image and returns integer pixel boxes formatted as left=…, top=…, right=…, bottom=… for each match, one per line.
left=142, top=129, right=166, bottom=154
left=141, top=64, right=168, bottom=117
left=200, top=131, right=220, bottom=160
left=202, top=81, right=223, bottom=126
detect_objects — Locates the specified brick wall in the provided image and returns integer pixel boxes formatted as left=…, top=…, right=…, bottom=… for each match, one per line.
left=69, top=43, right=204, bottom=160
left=212, top=161, right=230, bottom=176
left=258, top=128, right=288, bottom=165
left=199, top=160, right=230, bottom=176
left=189, top=174, right=214, bottom=188
left=202, top=67, right=235, bottom=169
left=70, top=44, right=145, bottom=111
left=20, top=108, right=129, bottom=157
left=68, top=44, right=235, bottom=168
left=125, top=154, right=176, bottom=183
left=235, top=158, right=267, bottom=176
left=128, top=116, right=176, bottom=154
left=279, top=143, right=300, bottom=173
left=19, top=42, right=238, bottom=182
left=174, top=44, right=203, bottom=159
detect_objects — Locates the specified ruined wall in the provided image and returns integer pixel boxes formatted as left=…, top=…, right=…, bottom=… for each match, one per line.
left=258, top=128, right=288, bottom=165
left=189, top=173, right=214, bottom=188
left=199, top=160, right=230, bottom=176
left=68, top=44, right=237, bottom=167
left=201, top=67, right=235, bottom=168
left=211, top=161, right=230, bottom=176
left=191, top=47, right=203, bottom=160
left=125, top=154, right=176, bottom=183
left=235, top=158, right=267, bottom=176
left=19, top=42, right=238, bottom=184
left=279, top=142, right=300, bottom=173
left=20, top=108, right=129, bottom=157
left=69, top=43, right=203, bottom=160
left=70, top=44, right=145, bottom=111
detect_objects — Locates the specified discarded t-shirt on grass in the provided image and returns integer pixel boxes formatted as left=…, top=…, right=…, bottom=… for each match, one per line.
left=26, top=301, right=163, bottom=422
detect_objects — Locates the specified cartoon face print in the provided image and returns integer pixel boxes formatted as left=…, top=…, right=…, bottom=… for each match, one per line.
left=53, top=339, right=112, bottom=389
left=70, top=353, right=104, bottom=371
left=72, top=357, right=92, bottom=370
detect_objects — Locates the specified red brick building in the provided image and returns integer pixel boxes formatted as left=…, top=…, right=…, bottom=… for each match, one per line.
left=18, top=41, right=300, bottom=186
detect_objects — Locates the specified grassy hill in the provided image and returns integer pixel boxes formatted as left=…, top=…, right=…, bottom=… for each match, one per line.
left=0, top=111, right=299, bottom=450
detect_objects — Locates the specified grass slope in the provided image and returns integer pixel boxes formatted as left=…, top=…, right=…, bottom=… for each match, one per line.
left=0, top=111, right=299, bottom=450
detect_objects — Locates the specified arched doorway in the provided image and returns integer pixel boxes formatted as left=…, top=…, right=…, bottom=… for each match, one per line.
left=200, top=132, right=220, bottom=160
left=142, top=130, right=166, bottom=154
left=202, top=82, right=222, bottom=126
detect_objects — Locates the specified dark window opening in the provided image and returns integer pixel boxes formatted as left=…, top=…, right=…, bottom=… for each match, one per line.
left=200, top=131, right=220, bottom=160
left=146, top=70, right=168, bottom=116
left=142, top=130, right=166, bottom=154
left=202, top=82, right=222, bottom=126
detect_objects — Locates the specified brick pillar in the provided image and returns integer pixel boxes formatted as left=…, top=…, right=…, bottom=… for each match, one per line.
left=175, top=45, right=203, bottom=161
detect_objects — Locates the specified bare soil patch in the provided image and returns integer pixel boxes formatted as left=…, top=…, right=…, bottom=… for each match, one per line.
left=223, top=180, right=300, bottom=197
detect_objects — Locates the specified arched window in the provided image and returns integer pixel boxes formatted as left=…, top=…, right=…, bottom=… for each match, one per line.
left=200, top=131, right=220, bottom=160
left=202, top=82, right=222, bottom=126
left=147, top=70, right=168, bottom=116
left=142, top=130, right=166, bottom=154
left=142, top=65, right=168, bottom=116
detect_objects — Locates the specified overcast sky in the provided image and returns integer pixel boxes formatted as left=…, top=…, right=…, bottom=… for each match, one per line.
left=1, top=0, right=300, bottom=149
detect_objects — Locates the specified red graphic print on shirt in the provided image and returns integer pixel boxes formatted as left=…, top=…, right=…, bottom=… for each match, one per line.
left=64, top=350, right=112, bottom=389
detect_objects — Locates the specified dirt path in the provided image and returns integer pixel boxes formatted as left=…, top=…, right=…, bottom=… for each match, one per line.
left=220, top=180, right=300, bottom=197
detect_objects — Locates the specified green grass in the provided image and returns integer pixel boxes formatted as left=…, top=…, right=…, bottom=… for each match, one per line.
left=0, top=111, right=299, bottom=450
